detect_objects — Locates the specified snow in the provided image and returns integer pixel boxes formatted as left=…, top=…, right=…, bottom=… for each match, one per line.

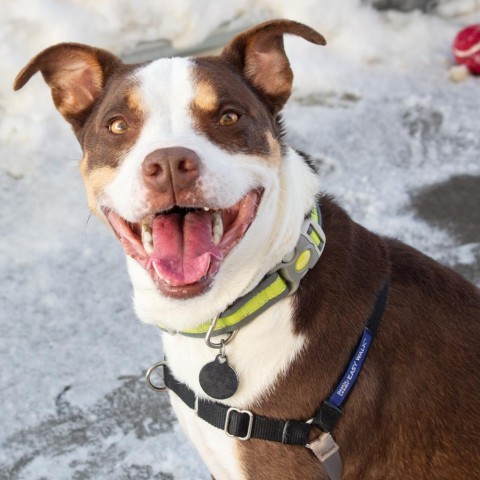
left=1, top=1, right=479, bottom=478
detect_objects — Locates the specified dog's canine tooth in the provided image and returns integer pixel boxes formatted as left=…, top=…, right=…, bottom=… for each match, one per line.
left=152, top=262, right=165, bottom=282
left=204, top=207, right=210, bottom=211
left=212, top=210, right=223, bottom=245
left=141, top=222, right=154, bottom=254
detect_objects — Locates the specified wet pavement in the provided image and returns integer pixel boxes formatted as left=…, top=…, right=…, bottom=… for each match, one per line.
left=412, top=174, right=480, bottom=284
left=0, top=377, right=179, bottom=480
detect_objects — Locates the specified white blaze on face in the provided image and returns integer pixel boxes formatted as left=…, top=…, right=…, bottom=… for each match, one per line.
left=103, top=58, right=193, bottom=222
left=103, top=58, right=256, bottom=223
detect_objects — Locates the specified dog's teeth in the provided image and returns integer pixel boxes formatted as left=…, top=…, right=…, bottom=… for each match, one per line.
left=152, top=262, right=173, bottom=285
left=143, top=233, right=154, bottom=254
left=204, top=207, right=210, bottom=211
left=212, top=210, right=223, bottom=245
left=141, top=222, right=154, bottom=254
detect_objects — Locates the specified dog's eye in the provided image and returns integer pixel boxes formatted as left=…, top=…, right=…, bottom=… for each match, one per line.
left=219, top=112, right=239, bottom=126
left=108, top=118, right=129, bottom=135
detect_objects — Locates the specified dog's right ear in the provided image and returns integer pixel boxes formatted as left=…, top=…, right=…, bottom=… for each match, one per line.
left=13, top=43, right=123, bottom=128
left=221, top=20, right=326, bottom=114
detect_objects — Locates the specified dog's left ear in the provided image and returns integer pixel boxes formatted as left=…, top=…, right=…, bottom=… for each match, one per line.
left=221, top=19, right=326, bottom=114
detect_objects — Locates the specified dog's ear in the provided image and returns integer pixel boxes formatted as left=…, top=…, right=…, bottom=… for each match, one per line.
left=13, top=43, right=123, bottom=128
left=221, top=20, right=326, bottom=113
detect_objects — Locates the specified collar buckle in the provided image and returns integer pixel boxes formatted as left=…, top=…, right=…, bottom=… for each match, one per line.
left=270, top=207, right=326, bottom=294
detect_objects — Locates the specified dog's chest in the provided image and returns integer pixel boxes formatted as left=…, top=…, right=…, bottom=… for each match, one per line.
left=161, top=297, right=306, bottom=479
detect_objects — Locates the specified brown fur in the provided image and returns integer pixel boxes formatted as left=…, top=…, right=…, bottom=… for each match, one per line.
left=80, top=72, right=145, bottom=171
left=221, top=20, right=326, bottom=113
left=238, top=196, right=480, bottom=479
left=13, top=43, right=123, bottom=128
left=191, top=58, right=278, bottom=159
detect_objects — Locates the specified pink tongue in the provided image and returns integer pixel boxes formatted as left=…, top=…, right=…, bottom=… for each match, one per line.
left=149, top=211, right=223, bottom=286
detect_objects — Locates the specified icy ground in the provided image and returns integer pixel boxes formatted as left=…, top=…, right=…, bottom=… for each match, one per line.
left=1, top=1, right=479, bottom=479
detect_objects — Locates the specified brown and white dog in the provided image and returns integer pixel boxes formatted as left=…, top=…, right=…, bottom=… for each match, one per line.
left=14, top=20, right=480, bottom=480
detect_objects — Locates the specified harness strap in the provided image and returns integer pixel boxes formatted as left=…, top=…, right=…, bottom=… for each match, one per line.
left=164, top=364, right=312, bottom=444
left=313, top=279, right=390, bottom=431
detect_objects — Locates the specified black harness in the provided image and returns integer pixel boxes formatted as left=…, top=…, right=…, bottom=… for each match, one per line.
left=153, top=280, right=389, bottom=479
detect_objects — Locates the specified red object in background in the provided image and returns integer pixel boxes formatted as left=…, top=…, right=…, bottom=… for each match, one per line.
left=453, top=25, right=480, bottom=75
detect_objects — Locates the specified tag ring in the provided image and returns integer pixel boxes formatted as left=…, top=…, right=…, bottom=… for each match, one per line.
left=205, top=315, right=237, bottom=349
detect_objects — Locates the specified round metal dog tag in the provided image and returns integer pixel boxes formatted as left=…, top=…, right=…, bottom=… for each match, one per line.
left=199, top=354, right=239, bottom=400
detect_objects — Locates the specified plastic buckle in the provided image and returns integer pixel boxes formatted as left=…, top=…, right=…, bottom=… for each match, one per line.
left=303, top=211, right=326, bottom=258
left=224, top=407, right=254, bottom=441
left=307, top=432, right=343, bottom=480
left=272, top=213, right=326, bottom=294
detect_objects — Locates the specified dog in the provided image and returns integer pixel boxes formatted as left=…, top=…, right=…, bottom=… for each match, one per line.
left=15, top=19, right=480, bottom=480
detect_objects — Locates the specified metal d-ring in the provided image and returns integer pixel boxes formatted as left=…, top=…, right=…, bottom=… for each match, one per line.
left=205, top=315, right=237, bottom=349
left=145, top=361, right=167, bottom=392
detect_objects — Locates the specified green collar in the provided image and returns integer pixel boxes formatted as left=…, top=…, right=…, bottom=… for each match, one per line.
left=158, top=205, right=326, bottom=338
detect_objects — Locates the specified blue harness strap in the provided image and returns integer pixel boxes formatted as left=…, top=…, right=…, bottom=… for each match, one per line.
left=313, top=279, right=390, bottom=431
left=328, top=328, right=373, bottom=407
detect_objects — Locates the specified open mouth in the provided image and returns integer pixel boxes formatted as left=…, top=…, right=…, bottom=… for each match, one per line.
left=103, top=189, right=263, bottom=297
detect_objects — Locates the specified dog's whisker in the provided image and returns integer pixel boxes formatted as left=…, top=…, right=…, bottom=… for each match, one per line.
left=84, top=212, right=93, bottom=229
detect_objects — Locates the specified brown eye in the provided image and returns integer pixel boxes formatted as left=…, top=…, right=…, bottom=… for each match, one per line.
left=219, top=112, right=239, bottom=126
left=108, top=118, right=129, bottom=134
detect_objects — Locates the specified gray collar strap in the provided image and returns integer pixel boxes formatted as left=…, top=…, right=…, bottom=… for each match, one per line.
left=157, top=205, right=326, bottom=337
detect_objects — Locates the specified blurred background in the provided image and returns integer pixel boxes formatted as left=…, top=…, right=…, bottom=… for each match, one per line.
left=1, top=1, right=479, bottom=478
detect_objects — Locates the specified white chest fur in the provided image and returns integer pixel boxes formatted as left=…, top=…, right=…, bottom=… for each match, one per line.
left=162, top=296, right=306, bottom=479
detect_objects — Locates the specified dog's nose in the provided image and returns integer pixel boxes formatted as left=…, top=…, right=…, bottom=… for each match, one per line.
left=142, top=147, right=201, bottom=192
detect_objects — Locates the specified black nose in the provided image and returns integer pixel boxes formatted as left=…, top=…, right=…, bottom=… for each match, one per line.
left=142, top=147, right=201, bottom=193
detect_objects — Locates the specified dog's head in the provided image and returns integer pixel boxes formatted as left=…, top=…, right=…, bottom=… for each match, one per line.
left=14, top=20, right=325, bottom=330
